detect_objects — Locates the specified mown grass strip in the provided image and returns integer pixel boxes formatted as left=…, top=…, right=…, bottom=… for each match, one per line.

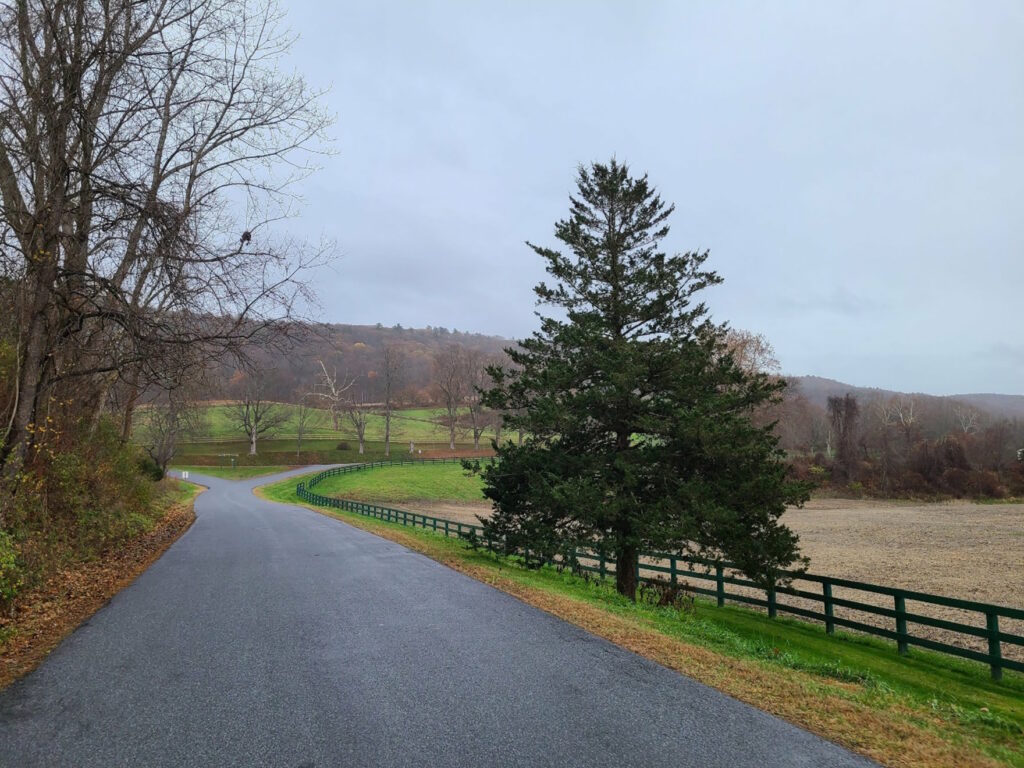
left=258, top=473, right=1024, bottom=768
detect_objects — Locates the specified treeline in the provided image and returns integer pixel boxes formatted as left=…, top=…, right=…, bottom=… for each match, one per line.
left=772, top=390, right=1024, bottom=499
left=206, top=322, right=510, bottom=405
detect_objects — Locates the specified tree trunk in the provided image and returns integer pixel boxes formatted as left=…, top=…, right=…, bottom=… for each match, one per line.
left=249, top=430, right=257, bottom=455
left=120, top=380, right=142, bottom=443
left=3, top=270, right=53, bottom=469
left=615, top=545, right=639, bottom=601
left=384, top=407, right=391, bottom=457
left=517, top=428, right=524, bottom=447
left=473, top=430, right=480, bottom=450
left=449, top=424, right=456, bottom=451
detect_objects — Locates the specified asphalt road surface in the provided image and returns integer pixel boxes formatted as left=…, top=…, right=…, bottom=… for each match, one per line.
left=0, top=468, right=876, bottom=767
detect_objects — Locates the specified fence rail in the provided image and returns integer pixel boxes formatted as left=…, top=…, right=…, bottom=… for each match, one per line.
left=296, top=459, right=1024, bottom=680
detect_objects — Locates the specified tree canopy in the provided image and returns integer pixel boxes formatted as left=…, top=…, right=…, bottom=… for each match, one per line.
left=480, top=159, right=811, bottom=600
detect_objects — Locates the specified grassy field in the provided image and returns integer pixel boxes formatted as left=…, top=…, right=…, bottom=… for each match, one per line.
left=144, top=403, right=495, bottom=444
left=306, top=462, right=486, bottom=503
left=258, top=471, right=1024, bottom=768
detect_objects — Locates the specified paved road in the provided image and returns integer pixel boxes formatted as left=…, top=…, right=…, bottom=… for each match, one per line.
left=0, top=468, right=875, bottom=767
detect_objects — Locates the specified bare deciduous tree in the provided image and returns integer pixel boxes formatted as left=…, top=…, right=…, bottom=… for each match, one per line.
left=141, top=388, right=201, bottom=474
left=345, top=387, right=372, bottom=456
left=462, top=349, right=495, bottom=451
left=381, top=346, right=405, bottom=457
left=953, top=403, right=981, bottom=435
left=294, top=393, right=319, bottom=459
left=433, top=345, right=466, bottom=451
left=310, top=360, right=355, bottom=434
left=723, top=329, right=780, bottom=375
left=0, top=0, right=332, bottom=471
left=233, top=380, right=286, bottom=456
left=827, top=394, right=860, bottom=480
left=891, top=396, right=919, bottom=451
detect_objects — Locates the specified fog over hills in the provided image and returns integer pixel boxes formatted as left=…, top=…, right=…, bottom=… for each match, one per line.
left=790, top=376, right=1024, bottom=421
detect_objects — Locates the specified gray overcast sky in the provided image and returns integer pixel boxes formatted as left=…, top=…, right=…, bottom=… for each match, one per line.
left=280, top=1, right=1022, bottom=396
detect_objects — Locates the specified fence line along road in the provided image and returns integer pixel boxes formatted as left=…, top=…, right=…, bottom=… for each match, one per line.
left=295, top=458, right=1024, bottom=681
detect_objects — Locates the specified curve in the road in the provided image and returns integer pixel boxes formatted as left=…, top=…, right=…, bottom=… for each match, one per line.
left=0, top=467, right=875, bottom=767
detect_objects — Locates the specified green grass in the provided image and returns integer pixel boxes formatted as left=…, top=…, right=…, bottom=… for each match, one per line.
left=259, top=469, right=1024, bottom=766
left=171, top=465, right=292, bottom=480
left=306, top=462, right=486, bottom=503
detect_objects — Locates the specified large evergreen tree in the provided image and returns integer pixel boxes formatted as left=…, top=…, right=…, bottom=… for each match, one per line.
left=480, top=159, right=810, bottom=600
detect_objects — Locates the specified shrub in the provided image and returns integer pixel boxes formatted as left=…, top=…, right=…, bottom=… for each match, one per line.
left=1, top=418, right=157, bottom=593
left=968, top=470, right=1005, bottom=499
left=138, top=455, right=165, bottom=482
left=0, top=530, right=23, bottom=605
left=335, top=441, right=350, bottom=451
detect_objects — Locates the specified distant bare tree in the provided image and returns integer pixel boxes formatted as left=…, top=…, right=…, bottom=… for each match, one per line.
left=463, top=349, right=494, bottom=451
left=953, top=403, right=981, bottom=435
left=294, top=394, right=315, bottom=459
left=141, top=389, right=201, bottom=474
left=828, top=394, right=860, bottom=480
left=891, top=396, right=919, bottom=452
left=345, top=386, right=372, bottom=456
left=233, top=380, right=286, bottom=456
left=723, top=329, right=780, bottom=374
left=381, top=346, right=406, bottom=457
left=433, top=345, right=466, bottom=451
left=311, top=360, right=355, bottom=433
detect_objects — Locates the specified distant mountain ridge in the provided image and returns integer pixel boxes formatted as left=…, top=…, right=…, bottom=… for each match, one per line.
left=789, top=375, right=1024, bottom=420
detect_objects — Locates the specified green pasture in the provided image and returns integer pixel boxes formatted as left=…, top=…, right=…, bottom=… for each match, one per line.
left=307, top=462, right=487, bottom=504
left=143, top=403, right=495, bottom=444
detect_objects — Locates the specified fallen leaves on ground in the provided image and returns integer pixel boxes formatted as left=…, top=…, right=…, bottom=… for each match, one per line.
left=0, top=491, right=198, bottom=690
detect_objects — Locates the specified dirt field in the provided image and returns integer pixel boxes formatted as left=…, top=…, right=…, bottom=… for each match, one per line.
left=410, top=497, right=1024, bottom=661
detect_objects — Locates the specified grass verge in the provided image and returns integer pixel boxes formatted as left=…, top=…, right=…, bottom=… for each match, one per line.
left=171, top=464, right=293, bottom=480
left=258, top=473, right=1024, bottom=768
left=0, top=479, right=201, bottom=690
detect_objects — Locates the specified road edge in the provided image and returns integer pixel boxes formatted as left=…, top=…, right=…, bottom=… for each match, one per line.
left=0, top=482, right=202, bottom=690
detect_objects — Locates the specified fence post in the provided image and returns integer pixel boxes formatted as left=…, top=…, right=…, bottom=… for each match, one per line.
left=986, top=611, right=1003, bottom=681
left=599, top=554, right=606, bottom=580
left=767, top=586, right=777, bottom=619
left=670, top=557, right=677, bottom=586
left=715, top=564, right=725, bottom=607
left=895, top=593, right=909, bottom=656
left=823, top=581, right=835, bottom=635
